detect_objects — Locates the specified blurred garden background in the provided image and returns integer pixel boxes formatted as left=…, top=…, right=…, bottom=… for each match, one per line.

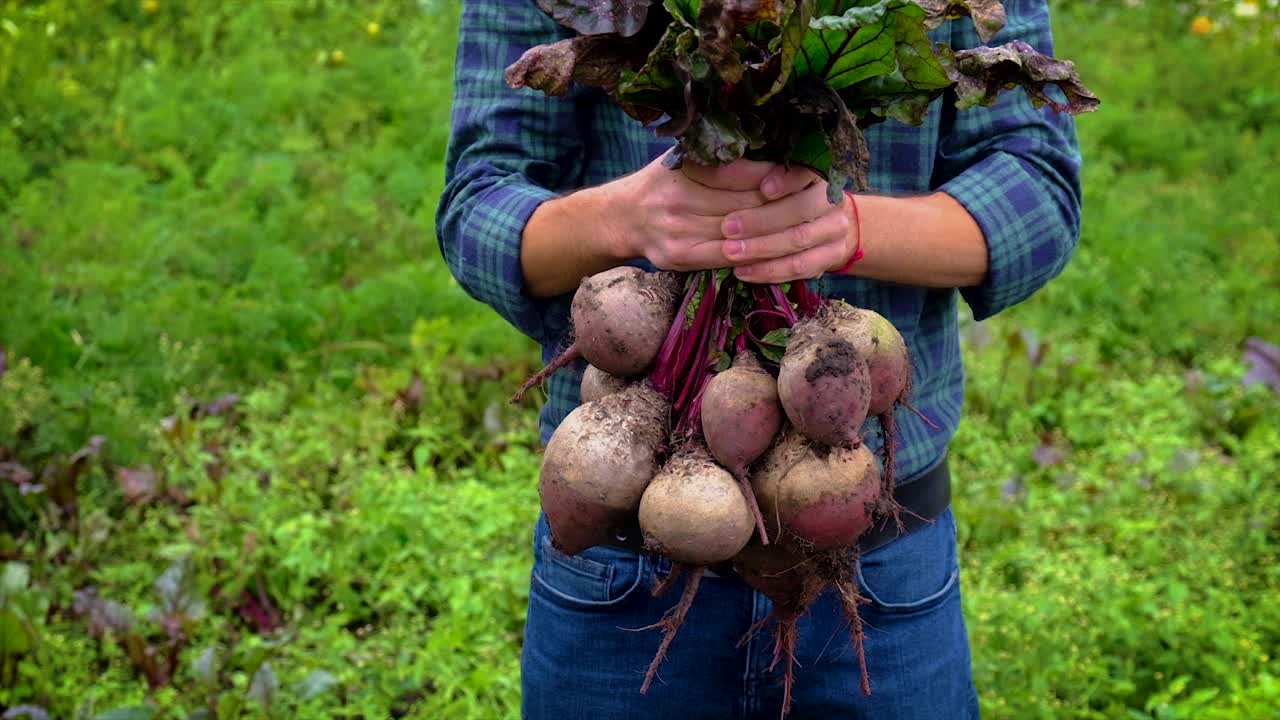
left=2, top=0, right=1278, bottom=718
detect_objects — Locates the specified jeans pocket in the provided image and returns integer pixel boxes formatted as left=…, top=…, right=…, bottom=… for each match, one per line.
left=531, top=517, right=648, bottom=610
left=855, top=508, right=960, bottom=615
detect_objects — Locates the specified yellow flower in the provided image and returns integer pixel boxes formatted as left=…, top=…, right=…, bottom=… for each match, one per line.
left=367, top=21, right=381, bottom=38
left=1190, top=15, right=1213, bottom=34
left=330, top=49, right=345, bottom=66
left=141, top=0, right=160, bottom=15
left=1235, top=1, right=1260, bottom=18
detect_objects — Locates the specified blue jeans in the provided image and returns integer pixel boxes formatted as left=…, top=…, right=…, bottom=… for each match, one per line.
left=520, top=508, right=980, bottom=719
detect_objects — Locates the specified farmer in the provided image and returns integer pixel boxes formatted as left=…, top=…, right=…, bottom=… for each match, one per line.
left=436, top=0, right=1081, bottom=717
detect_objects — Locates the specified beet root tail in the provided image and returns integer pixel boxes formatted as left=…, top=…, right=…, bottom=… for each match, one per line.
left=736, top=470, right=770, bottom=546
left=901, top=400, right=940, bottom=430
left=511, top=343, right=581, bottom=403
left=737, top=612, right=773, bottom=649
left=651, top=560, right=686, bottom=598
left=769, top=617, right=799, bottom=717
left=835, top=578, right=872, bottom=697
left=876, top=410, right=905, bottom=534
left=637, top=567, right=705, bottom=694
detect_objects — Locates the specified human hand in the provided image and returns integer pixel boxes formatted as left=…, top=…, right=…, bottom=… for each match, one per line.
left=605, top=152, right=769, bottom=272
left=725, top=166, right=856, bottom=283
left=682, top=161, right=857, bottom=284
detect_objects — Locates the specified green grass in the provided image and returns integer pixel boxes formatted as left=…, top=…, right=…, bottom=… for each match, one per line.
left=2, top=1, right=1279, bottom=718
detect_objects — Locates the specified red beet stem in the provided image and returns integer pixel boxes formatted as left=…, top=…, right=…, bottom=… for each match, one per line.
left=768, top=284, right=798, bottom=325
left=650, top=274, right=702, bottom=397
left=786, top=280, right=823, bottom=319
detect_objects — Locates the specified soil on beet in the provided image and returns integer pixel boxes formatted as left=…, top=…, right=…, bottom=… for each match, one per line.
left=804, top=338, right=861, bottom=383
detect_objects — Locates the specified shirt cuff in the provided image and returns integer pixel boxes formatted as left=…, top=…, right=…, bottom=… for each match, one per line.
left=940, top=151, right=1076, bottom=322
left=454, top=178, right=574, bottom=346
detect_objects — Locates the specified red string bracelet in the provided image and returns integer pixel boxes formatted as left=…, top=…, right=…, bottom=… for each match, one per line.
left=831, top=190, right=865, bottom=275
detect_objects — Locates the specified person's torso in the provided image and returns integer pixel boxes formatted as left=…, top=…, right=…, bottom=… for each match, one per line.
left=538, top=50, right=963, bottom=482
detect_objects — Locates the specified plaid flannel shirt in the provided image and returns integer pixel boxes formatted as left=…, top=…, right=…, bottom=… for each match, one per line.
left=436, top=0, right=1083, bottom=482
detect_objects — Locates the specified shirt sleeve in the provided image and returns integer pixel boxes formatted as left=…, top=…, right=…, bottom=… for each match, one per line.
left=932, top=0, right=1084, bottom=322
left=435, top=0, right=587, bottom=345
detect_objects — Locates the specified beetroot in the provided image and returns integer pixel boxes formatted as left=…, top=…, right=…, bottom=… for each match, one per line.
left=572, top=266, right=682, bottom=377
left=539, top=383, right=670, bottom=555
left=732, top=541, right=814, bottom=608
left=699, top=351, right=781, bottom=543
left=752, top=432, right=882, bottom=551
left=776, top=321, right=872, bottom=449
left=701, top=352, right=783, bottom=473
left=638, top=445, right=755, bottom=565
left=580, top=364, right=629, bottom=403
left=515, top=269, right=912, bottom=714
left=824, top=302, right=911, bottom=416
left=822, top=300, right=919, bottom=523
left=513, top=267, right=681, bottom=401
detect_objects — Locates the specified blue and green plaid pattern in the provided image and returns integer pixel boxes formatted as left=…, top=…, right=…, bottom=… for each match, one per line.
left=436, top=0, right=1082, bottom=482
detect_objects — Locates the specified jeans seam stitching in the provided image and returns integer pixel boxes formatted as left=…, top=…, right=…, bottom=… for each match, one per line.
left=857, top=564, right=960, bottom=613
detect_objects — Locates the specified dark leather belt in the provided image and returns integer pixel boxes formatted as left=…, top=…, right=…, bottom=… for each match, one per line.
left=602, top=453, right=952, bottom=560
left=854, top=453, right=951, bottom=555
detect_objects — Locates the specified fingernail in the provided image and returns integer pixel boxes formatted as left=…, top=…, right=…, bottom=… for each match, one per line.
left=736, top=264, right=753, bottom=278
left=762, top=177, right=781, bottom=198
left=726, top=240, right=746, bottom=258
left=724, top=218, right=742, bottom=237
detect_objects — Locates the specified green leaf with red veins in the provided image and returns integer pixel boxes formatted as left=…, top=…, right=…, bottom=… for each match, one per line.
left=535, top=0, right=656, bottom=37
left=914, top=0, right=1006, bottom=43
left=838, top=5, right=952, bottom=124
left=795, top=0, right=934, bottom=92
left=942, top=40, right=1100, bottom=115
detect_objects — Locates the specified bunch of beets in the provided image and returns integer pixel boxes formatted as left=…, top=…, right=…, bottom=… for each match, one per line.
left=506, top=0, right=1097, bottom=713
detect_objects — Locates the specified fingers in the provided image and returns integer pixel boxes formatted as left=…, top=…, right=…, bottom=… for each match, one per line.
left=732, top=240, right=849, bottom=284
left=642, top=213, right=732, bottom=271
left=652, top=239, right=731, bottom=272
left=722, top=182, right=830, bottom=240
left=760, top=165, right=820, bottom=201
left=658, top=173, right=765, bottom=215
left=722, top=200, right=851, bottom=266
left=681, top=157, right=775, bottom=192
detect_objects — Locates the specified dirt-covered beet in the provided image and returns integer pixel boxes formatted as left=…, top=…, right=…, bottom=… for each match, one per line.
left=571, top=266, right=682, bottom=378
left=824, top=301, right=911, bottom=416
left=638, top=446, right=755, bottom=565
left=752, top=433, right=882, bottom=551
left=701, top=352, right=783, bottom=475
left=539, top=383, right=670, bottom=555
left=731, top=541, right=814, bottom=606
left=700, top=351, right=781, bottom=543
left=776, top=321, right=872, bottom=449
left=579, top=364, right=629, bottom=403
